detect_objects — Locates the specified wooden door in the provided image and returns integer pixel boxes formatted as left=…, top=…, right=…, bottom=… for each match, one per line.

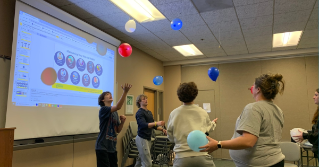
left=144, top=89, right=155, bottom=120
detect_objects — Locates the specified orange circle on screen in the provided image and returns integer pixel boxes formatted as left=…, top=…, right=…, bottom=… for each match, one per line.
left=41, top=67, right=57, bottom=85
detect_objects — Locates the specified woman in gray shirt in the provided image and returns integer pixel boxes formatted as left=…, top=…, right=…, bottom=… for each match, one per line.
left=200, top=74, right=285, bottom=167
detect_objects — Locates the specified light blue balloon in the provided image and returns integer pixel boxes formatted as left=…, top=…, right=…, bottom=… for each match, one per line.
left=187, top=130, right=208, bottom=152
left=153, top=76, right=163, bottom=85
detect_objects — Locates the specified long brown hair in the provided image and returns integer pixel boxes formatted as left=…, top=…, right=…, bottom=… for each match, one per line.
left=311, top=88, right=319, bottom=124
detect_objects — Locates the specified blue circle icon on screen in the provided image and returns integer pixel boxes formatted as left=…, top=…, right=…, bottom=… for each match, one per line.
left=82, top=74, right=90, bottom=87
left=70, top=71, right=80, bottom=85
left=66, top=55, right=75, bottom=69
left=92, top=76, right=100, bottom=88
left=87, top=61, right=94, bottom=74
left=57, top=68, right=69, bottom=83
left=76, top=58, right=86, bottom=71
left=54, top=51, right=65, bottom=66
left=95, top=64, right=103, bottom=76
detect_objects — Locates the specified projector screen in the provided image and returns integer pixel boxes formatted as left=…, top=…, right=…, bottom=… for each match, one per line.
left=6, top=1, right=118, bottom=140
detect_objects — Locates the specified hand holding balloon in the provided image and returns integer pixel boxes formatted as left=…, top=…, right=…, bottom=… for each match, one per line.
left=187, top=130, right=208, bottom=152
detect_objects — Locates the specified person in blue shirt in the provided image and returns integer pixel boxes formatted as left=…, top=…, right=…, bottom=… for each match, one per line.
left=135, top=94, right=167, bottom=167
left=95, top=83, right=132, bottom=167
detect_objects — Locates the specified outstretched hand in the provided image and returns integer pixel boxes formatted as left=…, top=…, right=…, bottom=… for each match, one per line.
left=121, top=83, right=132, bottom=93
left=199, top=136, right=218, bottom=154
left=212, top=118, right=218, bottom=123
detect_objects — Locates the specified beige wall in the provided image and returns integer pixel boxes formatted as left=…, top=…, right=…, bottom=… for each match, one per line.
left=169, top=56, right=318, bottom=159
left=163, top=65, right=181, bottom=122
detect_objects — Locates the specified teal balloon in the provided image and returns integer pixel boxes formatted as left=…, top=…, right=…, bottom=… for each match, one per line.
left=153, top=76, right=163, bottom=85
left=187, top=130, right=208, bottom=152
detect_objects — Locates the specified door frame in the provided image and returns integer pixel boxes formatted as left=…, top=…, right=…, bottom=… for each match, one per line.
left=143, top=86, right=164, bottom=122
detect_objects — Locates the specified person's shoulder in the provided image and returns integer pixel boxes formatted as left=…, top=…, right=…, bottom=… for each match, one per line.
left=136, top=108, right=145, bottom=115
left=100, top=106, right=111, bottom=111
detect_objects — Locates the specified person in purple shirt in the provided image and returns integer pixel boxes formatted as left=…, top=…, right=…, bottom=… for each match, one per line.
left=95, top=83, right=132, bottom=167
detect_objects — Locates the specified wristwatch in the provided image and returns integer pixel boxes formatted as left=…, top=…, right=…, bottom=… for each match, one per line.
left=217, top=141, right=222, bottom=148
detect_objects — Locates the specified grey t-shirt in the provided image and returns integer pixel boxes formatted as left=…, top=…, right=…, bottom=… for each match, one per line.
left=229, top=101, right=285, bottom=167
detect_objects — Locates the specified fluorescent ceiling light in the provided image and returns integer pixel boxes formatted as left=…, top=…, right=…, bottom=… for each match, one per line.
left=110, top=0, right=165, bottom=23
left=273, top=31, right=303, bottom=48
left=173, top=44, right=203, bottom=57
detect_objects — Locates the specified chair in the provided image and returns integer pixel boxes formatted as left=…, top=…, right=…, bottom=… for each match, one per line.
left=279, top=142, right=300, bottom=167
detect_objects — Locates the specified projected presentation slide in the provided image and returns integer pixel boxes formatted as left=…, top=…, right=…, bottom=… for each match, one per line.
left=12, top=11, right=115, bottom=107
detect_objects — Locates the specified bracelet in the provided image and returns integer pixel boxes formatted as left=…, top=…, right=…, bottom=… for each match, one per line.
left=155, top=122, right=156, bottom=127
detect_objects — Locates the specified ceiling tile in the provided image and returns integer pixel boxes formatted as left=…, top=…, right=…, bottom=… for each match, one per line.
left=186, top=33, right=218, bottom=44
left=115, top=23, right=151, bottom=36
left=180, top=25, right=212, bottom=36
left=245, top=35, right=272, bottom=46
left=200, top=48, right=226, bottom=56
left=273, top=22, right=307, bottom=33
left=208, top=20, right=241, bottom=33
left=142, top=40, right=171, bottom=49
left=149, top=0, right=189, bottom=6
left=103, top=28, right=127, bottom=38
left=84, top=17, right=113, bottom=30
left=45, top=0, right=86, bottom=7
left=298, top=37, right=318, bottom=46
left=233, top=0, right=272, bottom=7
left=274, top=0, right=316, bottom=14
left=141, top=19, right=172, bottom=32
left=242, top=25, right=272, bottom=37
left=298, top=43, right=318, bottom=49
left=153, top=30, right=185, bottom=40
left=155, top=0, right=198, bottom=19
left=240, top=15, right=273, bottom=29
left=173, top=14, right=207, bottom=28
left=274, top=10, right=312, bottom=25
left=218, top=30, right=244, bottom=41
left=162, top=37, right=192, bottom=46
left=201, top=8, right=237, bottom=24
left=219, top=35, right=246, bottom=45
left=61, top=4, right=96, bottom=19
left=305, top=19, right=318, bottom=30
left=302, top=29, right=318, bottom=39
left=153, top=48, right=177, bottom=54
left=118, top=36, right=140, bottom=44
left=132, top=43, right=150, bottom=50
left=272, top=46, right=297, bottom=51
left=73, top=0, right=122, bottom=17
left=195, top=42, right=221, bottom=50
left=309, top=7, right=318, bottom=21
left=236, top=1, right=273, bottom=19
left=97, top=12, right=131, bottom=28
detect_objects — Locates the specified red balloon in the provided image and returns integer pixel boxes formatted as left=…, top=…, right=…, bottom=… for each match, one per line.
left=118, top=43, right=132, bottom=57
left=250, top=85, right=254, bottom=94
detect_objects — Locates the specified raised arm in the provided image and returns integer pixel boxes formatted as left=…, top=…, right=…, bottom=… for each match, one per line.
left=111, top=83, right=132, bottom=112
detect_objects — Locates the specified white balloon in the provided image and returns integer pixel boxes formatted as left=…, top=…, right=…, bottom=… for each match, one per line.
left=290, top=128, right=307, bottom=142
left=125, top=20, right=136, bottom=33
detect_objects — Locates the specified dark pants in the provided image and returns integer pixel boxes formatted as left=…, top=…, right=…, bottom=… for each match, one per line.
left=270, top=160, right=284, bottom=167
left=96, top=150, right=118, bottom=167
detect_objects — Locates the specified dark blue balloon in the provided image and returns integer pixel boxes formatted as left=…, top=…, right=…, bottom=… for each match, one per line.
left=153, top=76, right=163, bottom=85
left=171, top=18, right=183, bottom=30
left=208, top=67, right=219, bottom=81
